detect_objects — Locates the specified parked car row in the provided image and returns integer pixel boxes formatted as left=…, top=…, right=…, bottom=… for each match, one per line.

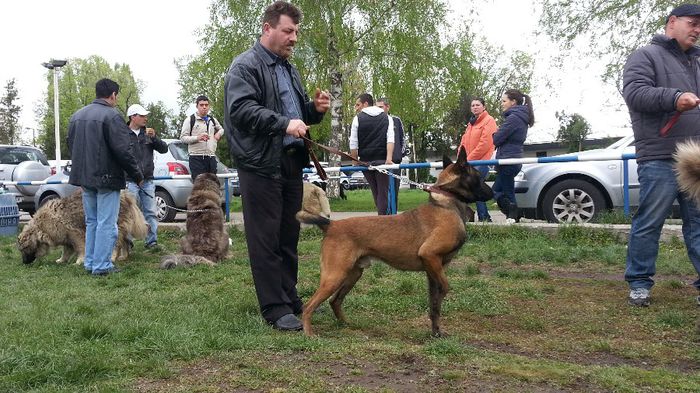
left=31, top=139, right=239, bottom=222
left=4, top=135, right=651, bottom=224
left=303, top=170, right=369, bottom=190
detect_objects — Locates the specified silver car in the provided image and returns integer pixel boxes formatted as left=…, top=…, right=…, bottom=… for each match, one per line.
left=514, top=135, right=640, bottom=223
left=0, top=145, right=52, bottom=214
left=34, top=139, right=239, bottom=222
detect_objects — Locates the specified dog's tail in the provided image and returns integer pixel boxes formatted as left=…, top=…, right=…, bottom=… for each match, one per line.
left=295, top=211, right=331, bottom=231
left=674, top=140, right=700, bottom=206
left=121, top=191, right=148, bottom=239
left=159, top=254, right=217, bottom=269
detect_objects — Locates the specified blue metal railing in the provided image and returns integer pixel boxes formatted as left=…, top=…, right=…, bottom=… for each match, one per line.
left=2, top=153, right=637, bottom=221
left=304, top=153, right=637, bottom=216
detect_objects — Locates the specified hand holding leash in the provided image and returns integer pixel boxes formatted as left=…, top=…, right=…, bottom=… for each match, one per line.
left=661, top=93, right=700, bottom=137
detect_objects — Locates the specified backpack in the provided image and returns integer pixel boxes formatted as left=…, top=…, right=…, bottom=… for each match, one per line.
left=189, top=114, right=219, bottom=135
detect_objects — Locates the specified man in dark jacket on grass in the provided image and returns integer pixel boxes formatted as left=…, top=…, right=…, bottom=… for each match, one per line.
left=623, top=4, right=700, bottom=307
left=224, top=1, right=330, bottom=331
left=125, top=103, right=169, bottom=251
left=67, top=78, right=143, bottom=276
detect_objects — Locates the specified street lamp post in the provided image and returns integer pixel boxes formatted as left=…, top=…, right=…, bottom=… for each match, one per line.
left=41, top=59, right=67, bottom=173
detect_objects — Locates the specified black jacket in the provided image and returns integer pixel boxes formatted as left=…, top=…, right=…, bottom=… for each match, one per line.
left=67, top=99, right=143, bottom=190
left=224, top=41, right=325, bottom=178
left=493, top=105, right=530, bottom=159
left=357, top=111, right=390, bottom=162
left=623, top=34, right=700, bottom=161
left=125, top=127, right=169, bottom=181
left=391, top=115, right=405, bottom=164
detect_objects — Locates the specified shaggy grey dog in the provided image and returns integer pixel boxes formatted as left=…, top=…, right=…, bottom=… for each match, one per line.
left=17, top=189, right=147, bottom=264
left=160, top=173, right=229, bottom=268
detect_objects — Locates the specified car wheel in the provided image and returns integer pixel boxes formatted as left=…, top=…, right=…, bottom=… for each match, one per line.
left=155, top=190, right=177, bottom=222
left=341, top=181, right=350, bottom=190
left=38, top=193, right=60, bottom=210
left=541, top=179, right=606, bottom=224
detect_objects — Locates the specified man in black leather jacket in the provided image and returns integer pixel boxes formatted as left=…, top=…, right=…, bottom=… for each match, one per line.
left=67, top=78, right=143, bottom=276
left=224, top=1, right=330, bottom=331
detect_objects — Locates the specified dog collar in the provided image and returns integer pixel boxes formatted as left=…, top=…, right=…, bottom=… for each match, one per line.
left=426, top=185, right=457, bottom=199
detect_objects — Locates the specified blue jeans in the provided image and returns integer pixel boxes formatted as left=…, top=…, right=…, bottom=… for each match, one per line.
left=492, top=164, right=522, bottom=213
left=475, top=165, right=491, bottom=221
left=625, top=160, right=700, bottom=290
left=82, top=187, right=121, bottom=274
left=127, top=180, right=158, bottom=245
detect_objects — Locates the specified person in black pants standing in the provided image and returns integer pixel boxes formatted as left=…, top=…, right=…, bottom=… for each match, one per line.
left=350, top=93, right=395, bottom=215
left=224, top=1, right=330, bottom=331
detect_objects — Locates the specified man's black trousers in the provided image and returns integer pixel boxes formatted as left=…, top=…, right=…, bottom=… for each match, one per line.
left=238, top=151, right=304, bottom=323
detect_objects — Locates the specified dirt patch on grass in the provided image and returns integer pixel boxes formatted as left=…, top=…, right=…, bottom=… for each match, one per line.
left=133, top=351, right=596, bottom=392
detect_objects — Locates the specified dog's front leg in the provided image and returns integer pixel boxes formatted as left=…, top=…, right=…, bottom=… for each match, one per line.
left=423, top=258, right=450, bottom=338
left=56, top=245, right=73, bottom=264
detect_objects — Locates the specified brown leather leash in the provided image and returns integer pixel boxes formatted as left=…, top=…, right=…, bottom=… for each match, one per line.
left=660, top=111, right=681, bottom=137
left=300, top=135, right=432, bottom=192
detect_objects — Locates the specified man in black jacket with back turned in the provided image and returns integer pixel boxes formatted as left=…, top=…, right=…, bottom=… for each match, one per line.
left=67, top=78, right=143, bottom=276
left=224, top=1, right=330, bottom=331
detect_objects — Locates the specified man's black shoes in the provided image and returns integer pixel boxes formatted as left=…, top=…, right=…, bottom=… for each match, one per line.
left=272, top=314, right=302, bottom=331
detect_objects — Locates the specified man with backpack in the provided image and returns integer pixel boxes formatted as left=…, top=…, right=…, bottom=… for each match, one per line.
left=180, top=95, right=224, bottom=181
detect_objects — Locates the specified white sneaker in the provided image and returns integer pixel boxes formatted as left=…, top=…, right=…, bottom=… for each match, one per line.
left=505, top=218, right=517, bottom=225
left=628, top=288, right=650, bottom=307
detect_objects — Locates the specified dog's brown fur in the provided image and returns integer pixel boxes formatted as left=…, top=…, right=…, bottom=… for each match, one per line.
left=160, top=173, right=229, bottom=269
left=18, top=189, right=147, bottom=265
left=674, top=140, right=700, bottom=206
left=297, top=150, right=493, bottom=336
left=296, top=182, right=331, bottom=223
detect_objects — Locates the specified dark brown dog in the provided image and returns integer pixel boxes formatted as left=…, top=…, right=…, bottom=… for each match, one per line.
left=297, top=149, right=493, bottom=336
left=160, top=173, right=229, bottom=268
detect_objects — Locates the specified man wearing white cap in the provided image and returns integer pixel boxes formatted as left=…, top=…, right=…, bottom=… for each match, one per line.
left=126, top=103, right=169, bottom=250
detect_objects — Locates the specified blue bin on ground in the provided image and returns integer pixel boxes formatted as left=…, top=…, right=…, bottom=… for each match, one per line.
left=0, top=194, right=20, bottom=236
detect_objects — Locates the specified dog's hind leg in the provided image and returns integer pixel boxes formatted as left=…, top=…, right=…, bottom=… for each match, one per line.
left=329, top=266, right=364, bottom=324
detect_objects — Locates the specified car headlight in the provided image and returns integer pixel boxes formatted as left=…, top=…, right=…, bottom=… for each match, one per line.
left=514, top=171, right=527, bottom=182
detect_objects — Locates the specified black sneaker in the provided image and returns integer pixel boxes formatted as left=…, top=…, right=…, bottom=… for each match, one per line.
left=145, top=242, right=161, bottom=252
left=91, top=267, right=121, bottom=277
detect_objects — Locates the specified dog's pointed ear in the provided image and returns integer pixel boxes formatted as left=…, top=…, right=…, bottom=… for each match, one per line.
left=442, top=154, right=453, bottom=170
left=456, top=148, right=468, bottom=167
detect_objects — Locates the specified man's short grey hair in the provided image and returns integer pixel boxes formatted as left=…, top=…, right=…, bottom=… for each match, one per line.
left=376, top=97, right=390, bottom=105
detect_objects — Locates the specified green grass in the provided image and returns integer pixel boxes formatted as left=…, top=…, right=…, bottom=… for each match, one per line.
left=1, top=225, right=699, bottom=392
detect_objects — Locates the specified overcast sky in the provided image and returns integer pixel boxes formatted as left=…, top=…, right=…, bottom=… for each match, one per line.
left=0, top=0, right=631, bottom=144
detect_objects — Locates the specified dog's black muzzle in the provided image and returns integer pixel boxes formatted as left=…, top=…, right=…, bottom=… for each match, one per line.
left=22, top=252, right=35, bottom=264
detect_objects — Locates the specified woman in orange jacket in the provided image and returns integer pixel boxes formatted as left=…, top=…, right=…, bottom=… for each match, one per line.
left=458, top=97, right=497, bottom=222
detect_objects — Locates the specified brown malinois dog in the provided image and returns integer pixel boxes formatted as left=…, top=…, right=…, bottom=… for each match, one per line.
left=297, top=149, right=494, bottom=336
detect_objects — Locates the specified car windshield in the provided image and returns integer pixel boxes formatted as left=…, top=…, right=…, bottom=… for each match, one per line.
left=169, top=142, right=189, bottom=161
left=0, top=148, right=49, bottom=165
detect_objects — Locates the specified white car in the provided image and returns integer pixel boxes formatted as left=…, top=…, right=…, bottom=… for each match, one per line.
left=514, top=135, right=643, bottom=223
